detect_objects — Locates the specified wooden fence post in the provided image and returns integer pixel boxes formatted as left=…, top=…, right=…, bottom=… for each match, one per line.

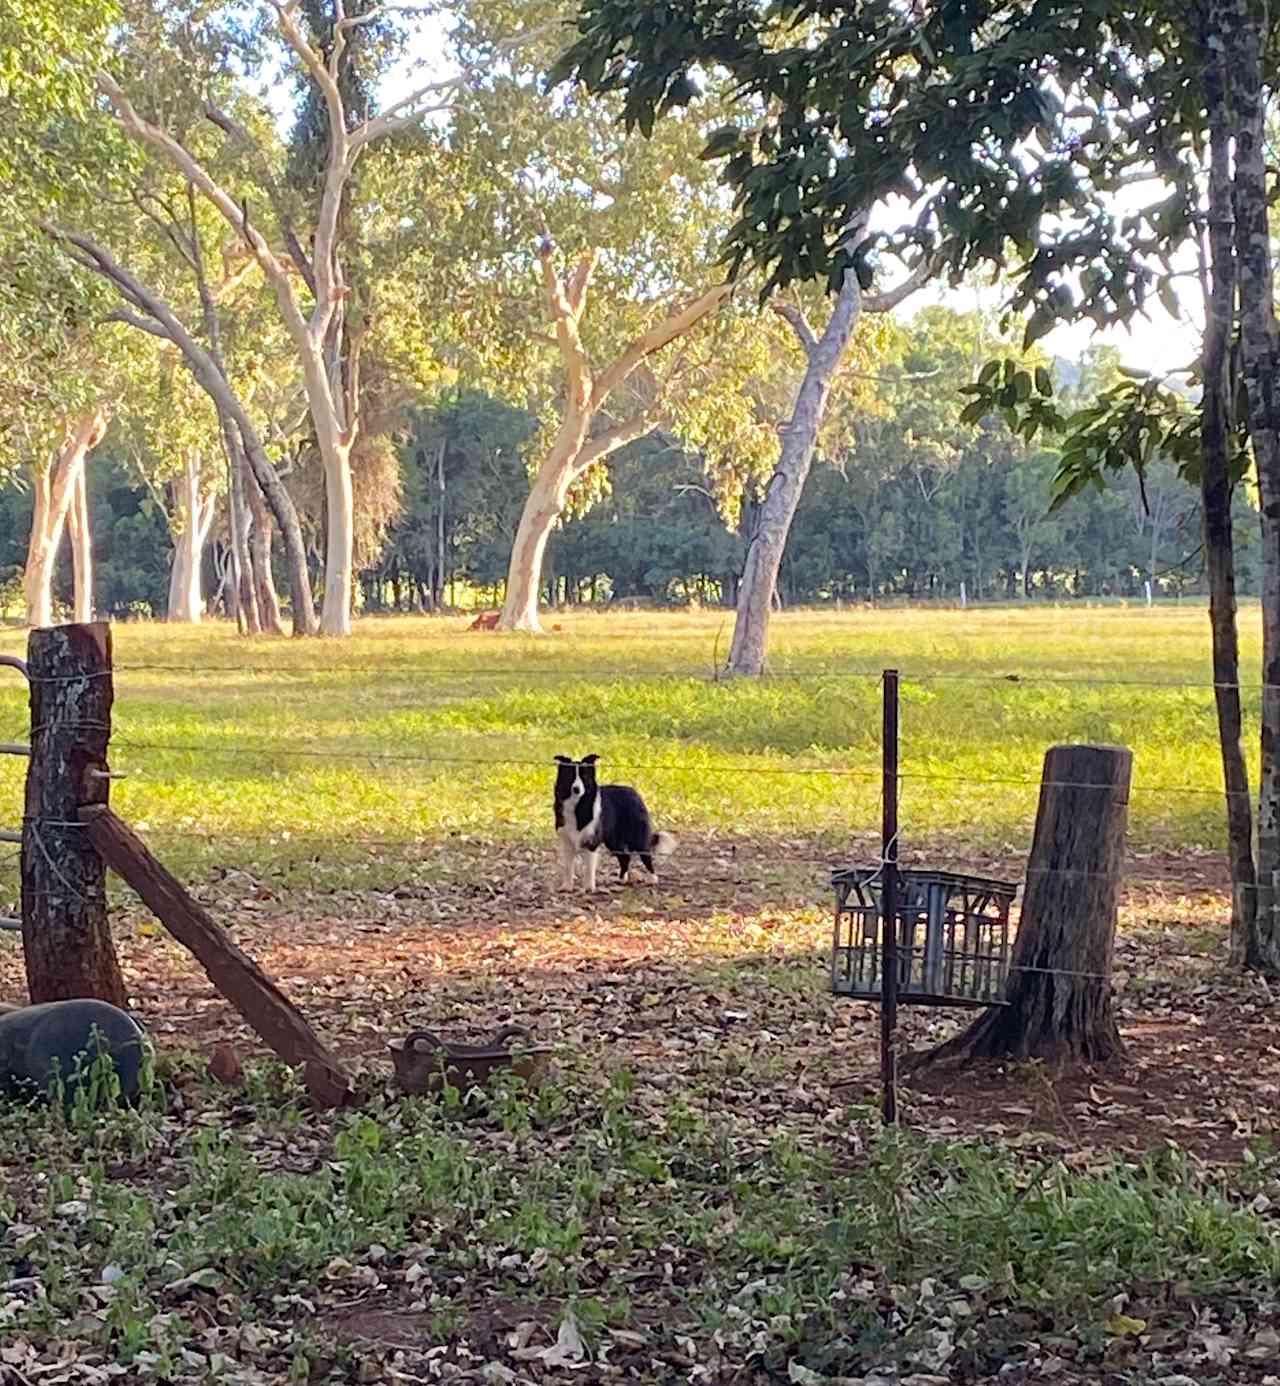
left=79, top=805, right=353, bottom=1109
left=21, top=622, right=126, bottom=1007
left=913, top=742, right=1131, bottom=1069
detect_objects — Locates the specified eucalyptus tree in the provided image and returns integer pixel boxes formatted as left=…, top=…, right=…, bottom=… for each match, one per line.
left=0, top=1, right=128, bottom=626
left=429, top=0, right=786, bottom=631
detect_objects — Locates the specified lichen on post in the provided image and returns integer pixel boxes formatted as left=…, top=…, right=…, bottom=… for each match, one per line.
left=21, top=621, right=126, bottom=1007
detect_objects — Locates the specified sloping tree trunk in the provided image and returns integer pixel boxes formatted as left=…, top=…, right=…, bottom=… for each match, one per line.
left=24, top=409, right=108, bottom=628
left=96, top=8, right=434, bottom=638
left=1221, top=0, right=1280, bottom=972
left=245, top=467, right=285, bottom=636
left=167, top=448, right=215, bottom=623
left=44, top=226, right=318, bottom=636
left=726, top=235, right=934, bottom=675
left=499, top=242, right=729, bottom=632
left=1198, top=2, right=1257, bottom=966
left=728, top=272, right=864, bottom=674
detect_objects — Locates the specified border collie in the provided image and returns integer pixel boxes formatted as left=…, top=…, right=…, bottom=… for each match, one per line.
left=553, top=754, right=677, bottom=891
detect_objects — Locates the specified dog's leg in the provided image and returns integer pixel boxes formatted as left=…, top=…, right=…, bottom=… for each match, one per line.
left=616, top=852, right=631, bottom=884
left=558, top=837, right=577, bottom=890
left=584, top=847, right=600, bottom=892
left=640, top=851, right=656, bottom=882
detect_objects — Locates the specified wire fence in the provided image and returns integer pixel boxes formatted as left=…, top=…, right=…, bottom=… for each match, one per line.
left=34, top=660, right=1280, bottom=694
left=0, top=660, right=1253, bottom=971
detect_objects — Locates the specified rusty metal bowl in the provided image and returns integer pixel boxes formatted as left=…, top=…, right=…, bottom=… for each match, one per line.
left=389, top=1024, right=551, bottom=1097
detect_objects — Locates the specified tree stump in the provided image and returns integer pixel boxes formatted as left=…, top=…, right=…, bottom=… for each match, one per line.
left=21, top=622, right=126, bottom=1007
left=915, top=743, right=1131, bottom=1068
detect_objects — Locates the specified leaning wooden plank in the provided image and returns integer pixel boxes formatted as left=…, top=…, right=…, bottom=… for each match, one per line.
left=78, top=804, right=352, bottom=1109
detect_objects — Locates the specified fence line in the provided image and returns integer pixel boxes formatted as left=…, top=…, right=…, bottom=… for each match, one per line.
left=0, top=659, right=1270, bottom=694
left=90, top=738, right=1249, bottom=803
left=0, top=649, right=1256, bottom=981
left=0, top=822, right=1232, bottom=891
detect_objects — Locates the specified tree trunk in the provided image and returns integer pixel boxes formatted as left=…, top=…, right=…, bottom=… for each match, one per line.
left=300, top=345, right=357, bottom=637
left=1199, top=5, right=1257, bottom=967
left=499, top=246, right=728, bottom=632
left=237, top=422, right=315, bottom=638
left=245, top=467, right=285, bottom=636
left=727, top=273, right=863, bottom=675
left=501, top=489, right=565, bottom=632
left=67, top=466, right=93, bottom=624
left=436, top=437, right=446, bottom=609
left=1222, top=0, right=1280, bottom=972
left=168, top=449, right=214, bottom=623
left=226, top=439, right=261, bottom=636
left=24, top=411, right=108, bottom=629
left=21, top=622, right=126, bottom=1008
left=25, top=466, right=55, bottom=631
left=914, top=744, right=1131, bottom=1068
left=319, top=436, right=355, bottom=637
left=210, top=544, right=231, bottom=617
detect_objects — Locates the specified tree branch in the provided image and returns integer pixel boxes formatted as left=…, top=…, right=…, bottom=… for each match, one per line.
left=591, top=283, right=731, bottom=408
left=97, top=72, right=311, bottom=344
left=269, top=1, right=347, bottom=333
left=862, top=255, right=937, bottom=313
left=131, top=189, right=199, bottom=271
left=203, top=102, right=318, bottom=296
left=574, top=410, right=656, bottom=475
left=350, top=87, right=462, bottom=148
left=540, top=242, right=592, bottom=409
left=347, top=22, right=557, bottom=152
left=772, top=301, right=817, bottom=355
left=102, top=307, right=174, bottom=342
left=566, top=250, right=598, bottom=318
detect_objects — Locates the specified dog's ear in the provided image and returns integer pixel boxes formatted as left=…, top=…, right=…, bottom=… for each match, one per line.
left=553, top=755, right=572, bottom=765
left=581, top=753, right=600, bottom=766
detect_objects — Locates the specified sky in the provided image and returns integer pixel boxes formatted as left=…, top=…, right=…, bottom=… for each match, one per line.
left=912, top=277, right=1202, bottom=376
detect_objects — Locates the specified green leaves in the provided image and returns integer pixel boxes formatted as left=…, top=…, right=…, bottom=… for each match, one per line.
left=701, top=125, right=742, bottom=161
left=556, top=0, right=1205, bottom=351
left=958, top=357, right=1060, bottom=439
left=963, top=354, right=1218, bottom=517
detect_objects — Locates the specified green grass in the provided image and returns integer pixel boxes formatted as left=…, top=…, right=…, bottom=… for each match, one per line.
left=0, top=603, right=1251, bottom=902
left=4, top=1060, right=1279, bottom=1380
left=0, top=603, right=1271, bottom=1380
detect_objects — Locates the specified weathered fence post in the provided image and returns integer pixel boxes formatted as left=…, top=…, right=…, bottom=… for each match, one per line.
left=22, top=622, right=126, bottom=1007
left=914, top=742, right=1131, bottom=1068
left=79, top=805, right=353, bottom=1108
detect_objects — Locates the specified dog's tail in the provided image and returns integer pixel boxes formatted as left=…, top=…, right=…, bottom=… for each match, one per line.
left=651, top=831, right=677, bottom=857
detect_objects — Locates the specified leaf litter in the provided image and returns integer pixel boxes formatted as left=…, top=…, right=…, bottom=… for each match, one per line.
left=2, top=836, right=1280, bottom=1383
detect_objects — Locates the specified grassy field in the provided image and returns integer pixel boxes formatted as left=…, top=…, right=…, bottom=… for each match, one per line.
left=4, top=603, right=1278, bottom=1385
left=0, top=603, right=1254, bottom=906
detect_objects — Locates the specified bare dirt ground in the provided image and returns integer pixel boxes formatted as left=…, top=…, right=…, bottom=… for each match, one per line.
left=4, top=836, right=1270, bottom=1167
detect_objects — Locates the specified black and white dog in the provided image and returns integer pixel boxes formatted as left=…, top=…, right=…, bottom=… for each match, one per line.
left=553, top=754, right=676, bottom=891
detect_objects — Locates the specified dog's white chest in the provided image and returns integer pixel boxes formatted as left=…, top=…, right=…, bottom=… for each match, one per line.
left=558, top=796, right=600, bottom=850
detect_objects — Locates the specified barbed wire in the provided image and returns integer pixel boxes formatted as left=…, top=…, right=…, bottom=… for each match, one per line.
left=0, top=659, right=1272, bottom=694
left=72, top=738, right=1242, bottom=804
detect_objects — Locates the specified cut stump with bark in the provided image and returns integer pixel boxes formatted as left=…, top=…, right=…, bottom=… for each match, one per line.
left=912, top=743, right=1131, bottom=1069
left=22, top=622, right=127, bottom=1007
left=79, top=804, right=353, bottom=1108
